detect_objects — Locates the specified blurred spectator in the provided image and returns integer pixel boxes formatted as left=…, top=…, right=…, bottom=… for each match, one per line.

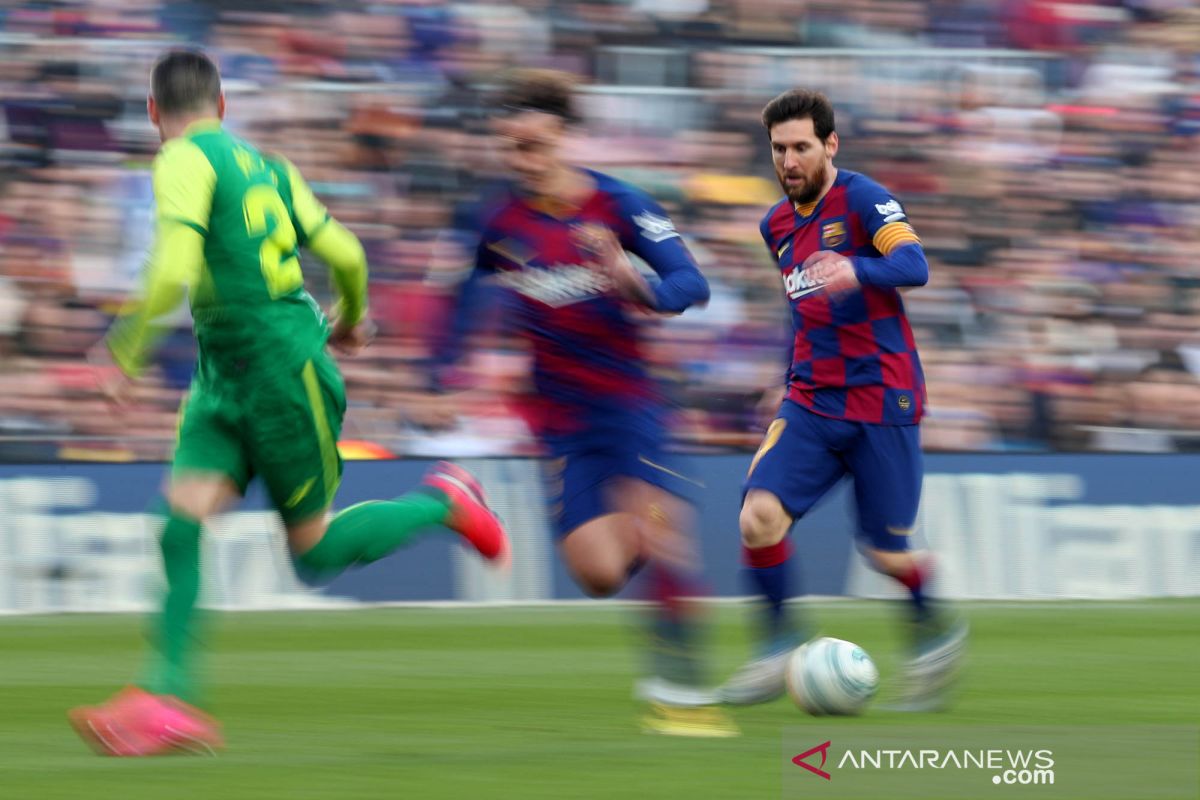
left=1, top=0, right=1199, bottom=460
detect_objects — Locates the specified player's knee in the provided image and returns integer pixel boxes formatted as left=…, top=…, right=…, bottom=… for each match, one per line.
left=740, top=495, right=790, bottom=550
left=574, top=563, right=628, bottom=598
left=166, top=478, right=238, bottom=523
left=166, top=493, right=216, bottom=523
left=286, top=514, right=331, bottom=557
left=568, top=556, right=628, bottom=599
left=864, top=546, right=914, bottom=577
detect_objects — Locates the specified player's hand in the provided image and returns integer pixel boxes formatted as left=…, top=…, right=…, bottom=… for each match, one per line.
left=574, top=224, right=657, bottom=309
left=99, top=369, right=134, bottom=407
left=329, top=317, right=377, bottom=356
left=87, top=341, right=134, bottom=407
left=804, top=250, right=860, bottom=296
left=756, top=385, right=786, bottom=428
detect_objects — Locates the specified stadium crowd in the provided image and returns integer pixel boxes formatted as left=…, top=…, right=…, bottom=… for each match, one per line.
left=1, top=0, right=1199, bottom=460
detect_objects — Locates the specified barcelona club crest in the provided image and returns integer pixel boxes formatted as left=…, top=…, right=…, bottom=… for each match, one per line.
left=820, top=218, right=847, bottom=249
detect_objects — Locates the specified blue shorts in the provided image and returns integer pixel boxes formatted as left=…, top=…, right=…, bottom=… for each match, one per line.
left=743, top=400, right=922, bottom=552
left=542, top=408, right=697, bottom=539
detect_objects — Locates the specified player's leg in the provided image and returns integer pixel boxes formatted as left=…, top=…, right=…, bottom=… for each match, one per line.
left=69, top=389, right=242, bottom=756
left=719, top=401, right=850, bottom=705
left=557, top=514, right=641, bottom=597
left=848, top=421, right=944, bottom=626
left=286, top=461, right=508, bottom=582
left=547, top=437, right=637, bottom=595
left=562, top=511, right=738, bottom=738
left=619, top=480, right=737, bottom=738
left=621, top=421, right=738, bottom=735
left=615, top=477, right=706, bottom=691
left=552, top=441, right=736, bottom=736
left=252, top=354, right=507, bottom=583
left=615, top=450, right=708, bottom=690
left=145, top=472, right=240, bottom=706
left=739, top=489, right=795, bottom=643
left=849, top=422, right=967, bottom=711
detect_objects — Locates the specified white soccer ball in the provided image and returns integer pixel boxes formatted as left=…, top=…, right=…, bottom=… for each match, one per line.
left=785, top=637, right=879, bottom=716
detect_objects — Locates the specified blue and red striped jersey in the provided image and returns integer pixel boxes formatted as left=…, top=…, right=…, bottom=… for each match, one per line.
left=447, top=169, right=709, bottom=440
left=761, top=169, right=928, bottom=425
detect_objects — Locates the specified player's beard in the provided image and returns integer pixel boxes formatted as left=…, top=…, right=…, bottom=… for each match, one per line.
left=781, top=160, right=828, bottom=205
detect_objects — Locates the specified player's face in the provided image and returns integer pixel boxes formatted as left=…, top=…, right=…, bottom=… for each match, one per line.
left=496, top=111, right=566, bottom=196
left=769, top=118, right=838, bottom=205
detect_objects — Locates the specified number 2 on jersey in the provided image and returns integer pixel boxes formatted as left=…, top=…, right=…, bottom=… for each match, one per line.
left=243, top=184, right=302, bottom=298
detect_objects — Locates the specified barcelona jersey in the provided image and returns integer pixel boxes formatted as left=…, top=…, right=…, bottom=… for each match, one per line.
left=760, top=169, right=926, bottom=425
left=449, top=169, right=709, bottom=442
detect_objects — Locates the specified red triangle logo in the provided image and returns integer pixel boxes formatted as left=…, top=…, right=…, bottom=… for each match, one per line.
left=792, top=740, right=832, bottom=780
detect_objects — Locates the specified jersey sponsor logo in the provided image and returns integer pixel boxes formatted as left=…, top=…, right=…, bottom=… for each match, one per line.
left=875, top=199, right=906, bottom=223
left=783, top=266, right=826, bottom=301
left=497, top=264, right=613, bottom=307
left=632, top=211, right=680, bottom=243
left=821, top=219, right=847, bottom=249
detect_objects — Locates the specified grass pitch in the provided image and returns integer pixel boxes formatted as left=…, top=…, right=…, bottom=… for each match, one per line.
left=1, top=600, right=1196, bottom=799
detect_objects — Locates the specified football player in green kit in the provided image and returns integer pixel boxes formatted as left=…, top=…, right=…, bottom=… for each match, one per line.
left=68, top=50, right=509, bottom=757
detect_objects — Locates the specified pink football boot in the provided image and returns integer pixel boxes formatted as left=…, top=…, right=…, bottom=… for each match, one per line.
left=69, top=686, right=223, bottom=757
left=422, top=461, right=511, bottom=568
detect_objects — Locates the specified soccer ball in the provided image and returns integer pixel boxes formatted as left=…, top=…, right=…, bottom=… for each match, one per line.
left=785, top=637, right=879, bottom=716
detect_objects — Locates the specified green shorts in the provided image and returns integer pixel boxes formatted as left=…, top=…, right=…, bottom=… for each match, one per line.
left=173, top=351, right=346, bottom=524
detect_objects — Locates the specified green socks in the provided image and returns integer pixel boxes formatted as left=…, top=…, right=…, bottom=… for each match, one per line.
left=138, top=492, right=451, bottom=706
left=293, top=493, right=450, bottom=582
left=142, top=509, right=204, bottom=706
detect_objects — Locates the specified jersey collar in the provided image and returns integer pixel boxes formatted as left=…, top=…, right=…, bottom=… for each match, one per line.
left=182, top=118, right=223, bottom=137
left=516, top=168, right=599, bottom=220
left=794, top=198, right=820, bottom=217
left=792, top=167, right=840, bottom=219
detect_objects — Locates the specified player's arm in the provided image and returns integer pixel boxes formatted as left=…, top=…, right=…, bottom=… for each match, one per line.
left=614, top=191, right=710, bottom=314
left=104, top=139, right=214, bottom=378
left=430, top=235, right=504, bottom=391
left=284, top=160, right=368, bottom=328
left=847, top=181, right=928, bottom=288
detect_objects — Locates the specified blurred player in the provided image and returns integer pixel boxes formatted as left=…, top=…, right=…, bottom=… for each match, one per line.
left=69, top=50, right=509, bottom=757
left=438, top=69, right=735, bottom=737
left=719, top=89, right=966, bottom=710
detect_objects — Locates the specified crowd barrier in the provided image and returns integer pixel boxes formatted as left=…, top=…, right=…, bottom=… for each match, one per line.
left=0, top=454, right=1196, bottom=613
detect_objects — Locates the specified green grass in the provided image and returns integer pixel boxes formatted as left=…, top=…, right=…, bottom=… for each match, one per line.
left=0, top=601, right=1197, bottom=800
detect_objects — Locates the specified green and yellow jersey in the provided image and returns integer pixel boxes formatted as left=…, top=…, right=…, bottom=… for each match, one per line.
left=106, top=119, right=368, bottom=382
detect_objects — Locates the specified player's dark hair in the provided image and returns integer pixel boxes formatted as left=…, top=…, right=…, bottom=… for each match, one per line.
left=761, top=89, right=836, bottom=141
left=497, top=68, right=581, bottom=124
left=151, top=49, right=221, bottom=116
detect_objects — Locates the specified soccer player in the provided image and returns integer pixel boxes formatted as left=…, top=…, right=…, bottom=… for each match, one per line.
left=718, top=89, right=966, bottom=710
left=438, top=69, right=736, bottom=737
left=68, top=50, right=509, bottom=757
